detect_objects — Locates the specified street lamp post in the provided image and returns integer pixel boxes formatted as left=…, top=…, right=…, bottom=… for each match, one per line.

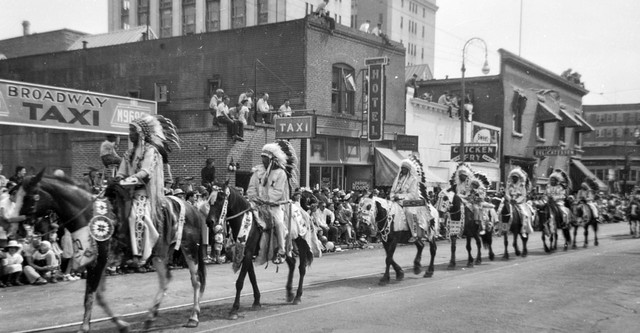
left=460, top=38, right=491, bottom=163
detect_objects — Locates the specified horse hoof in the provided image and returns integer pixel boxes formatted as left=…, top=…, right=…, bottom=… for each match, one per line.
left=544, top=247, right=551, bottom=253
left=252, top=303, right=262, bottom=310
left=475, top=258, right=482, bottom=265
left=423, top=270, right=434, bottom=278
left=413, top=265, right=422, bottom=275
left=184, top=319, right=199, bottom=328
left=572, top=244, right=577, bottom=249
left=379, top=275, right=390, bottom=285
left=396, top=270, right=405, bottom=281
left=118, top=323, right=130, bottom=333
left=286, top=292, right=295, bottom=303
left=489, top=252, right=495, bottom=261
left=292, top=297, right=302, bottom=305
left=522, top=251, right=528, bottom=258
left=502, top=254, right=509, bottom=260
left=584, top=243, right=588, bottom=248
left=515, top=250, right=521, bottom=256
left=229, top=312, right=239, bottom=320
left=467, top=261, right=474, bottom=268
left=595, top=240, right=599, bottom=246
left=447, top=262, right=456, bottom=270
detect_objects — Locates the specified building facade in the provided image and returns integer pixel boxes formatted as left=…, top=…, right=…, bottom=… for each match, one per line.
left=417, top=49, right=597, bottom=193
left=108, top=0, right=352, bottom=37
left=0, top=17, right=404, bottom=192
left=581, top=103, right=640, bottom=193
left=351, top=0, right=437, bottom=69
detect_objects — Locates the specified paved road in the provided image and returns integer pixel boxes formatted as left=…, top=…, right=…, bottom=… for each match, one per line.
left=2, top=222, right=639, bottom=333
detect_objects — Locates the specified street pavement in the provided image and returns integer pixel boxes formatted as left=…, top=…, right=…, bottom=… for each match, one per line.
left=2, top=222, right=639, bottom=333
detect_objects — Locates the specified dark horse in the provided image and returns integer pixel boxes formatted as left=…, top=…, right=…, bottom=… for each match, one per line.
left=571, top=200, right=599, bottom=248
left=357, top=195, right=437, bottom=284
left=498, top=199, right=531, bottom=259
left=206, top=182, right=315, bottom=320
left=447, top=194, right=483, bottom=268
left=17, top=171, right=207, bottom=332
left=534, top=196, right=573, bottom=252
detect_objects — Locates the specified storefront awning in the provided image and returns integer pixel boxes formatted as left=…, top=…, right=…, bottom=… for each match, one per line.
left=536, top=101, right=562, bottom=122
left=570, top=159, right=608, bottom=192
left=573, top=113, right=595, bottom=132
left=374, top=148, right=448, bottom=187
left=559, top=108, right=582, bottom=127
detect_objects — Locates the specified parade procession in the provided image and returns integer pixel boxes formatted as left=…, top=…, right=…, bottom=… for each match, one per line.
left=1, top=1, right=640, bottom=332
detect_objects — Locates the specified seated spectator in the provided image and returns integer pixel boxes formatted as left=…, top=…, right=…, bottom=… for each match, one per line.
left=256, top=93, right=271, bottom=124
left=9, top=166, right=26, bottom=185
left=0, top=161, right=7, bottom=188
left=359, top=20, right=370, bottom=33
left=186, top=191, right=197, bottom=205
left=438, top=91, right=453, bottom=117
left=216, top=96, right=245, bottom=142
left=1, top=240, right=24, bottom=287
left=22, top=237, right=49, bottom=285
left=335, top=201, right=354, bottom=244
left=237, top=99, right=249, bottom=137
left=278, top=99, right=292, bottom=118
left=311, top=201, right=331, bottom=238
left=31, top=240, right=60, bottom=283
left=209, top=88, right=225, bottom=127
left=371, top=23, right=382, bottom=36
left=314, top=0, right=335, bottom=32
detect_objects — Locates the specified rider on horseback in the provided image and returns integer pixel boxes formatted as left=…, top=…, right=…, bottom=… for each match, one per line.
left=390, top=156, right=433, bottom=243
left=247, top=141, right=299, bottom=265
left=577, top=177, right=600, bottom=220
left=116, top=114, right=180, bottom=267
left=504, top=167, right=535, bottom=238
left=546, top=169, right=572, bottom=229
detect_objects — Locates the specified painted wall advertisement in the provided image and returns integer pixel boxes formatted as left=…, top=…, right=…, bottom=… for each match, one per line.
left=450, top=122, right=501, bottom=162
left=0, top=79, right=157, bottom=134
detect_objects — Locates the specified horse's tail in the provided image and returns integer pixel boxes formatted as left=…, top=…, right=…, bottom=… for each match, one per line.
left=198, top=239, right=207, bottom=294
left=297, top=236, right=314, bottom=268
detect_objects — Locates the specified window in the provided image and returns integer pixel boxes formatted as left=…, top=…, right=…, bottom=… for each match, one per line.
left=574, top=130, right=581, bottom=147
left=128, top=90, right=140, bottom=98
left=606, top=128, right=613, bottom=137
left=400, top=17, right=403, bottom=29
left=257, top=0, right=269, bottom=25
left=331, top=64, right=356, bottom=115
left=616, top=113, right=623, bottom=122
left=138, top=0, right=149, bottom=26
left=182, top=0, right=196, bottom=35
left=159, top=0, right=172, bottom=38
left=536, top=122, right=545, bottom=140
left=559, top=127, right=566, bottom=143
left=121, top=0, right=130, bottom=29
left=511, top=90, right=527, bottom=134
left=231, top=0, right=246, bottom=29
left=206, top=0, right=221, bottom=32
left=606, top=113, right=614, bottom=122
left=423, top=8, right=425, bottom=17
left=422, top=25, right=424, bottom=38
left=155, top=83, right=169, bottom=103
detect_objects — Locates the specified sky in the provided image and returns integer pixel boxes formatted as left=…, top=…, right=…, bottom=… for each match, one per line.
left=0, top=0, right=638, bottom=105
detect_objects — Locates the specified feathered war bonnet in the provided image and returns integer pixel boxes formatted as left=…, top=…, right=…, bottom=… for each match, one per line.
left=508, top=166, right=531, bottom=192
left=131, top=114, right=181, bottom=163
left=549, top=168, right=571, bottom=189
left=450, top=162, right=474, bottom=195
left=261, top=140, right=299, bottom=190
left=409, top=155, right=429, bottom=201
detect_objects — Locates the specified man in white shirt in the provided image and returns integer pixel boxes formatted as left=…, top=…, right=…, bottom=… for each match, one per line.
left=278, top=99, right=292, bottom=117
left=256, top=93, right=271, bottom=124
left=216, top=96, right=244, bottom=142
left=359, top=20, right=370, bottom=33
left=311, top=201, right=333, bottom=238
left=209, top=89, right=225, bottom=127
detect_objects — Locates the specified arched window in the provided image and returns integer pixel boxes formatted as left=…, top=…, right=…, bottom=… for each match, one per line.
left=332, top=64, right=356, bottom=115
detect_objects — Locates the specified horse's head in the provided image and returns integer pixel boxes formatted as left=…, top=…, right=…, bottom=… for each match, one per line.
left=357, top=195, right=376, bottom=226
left=17, top=169, right=47, bottom=218
left=206, top=180, right=231, bottom=226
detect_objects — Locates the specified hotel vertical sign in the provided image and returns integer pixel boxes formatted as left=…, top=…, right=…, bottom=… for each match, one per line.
left=366, top=57, right=387, bottom=141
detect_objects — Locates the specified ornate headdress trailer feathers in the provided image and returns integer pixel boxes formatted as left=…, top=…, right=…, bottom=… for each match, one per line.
left=549, top=168, right=571, bottom=189
left=507, top=167, right=531, bottom=192
left=397, top=155, right=429, bottom=201
left=131, top=114, right=181, bottom=163
left=261, top=140, right=300, bottom=190
left=582, top=177, right=599, bottom=191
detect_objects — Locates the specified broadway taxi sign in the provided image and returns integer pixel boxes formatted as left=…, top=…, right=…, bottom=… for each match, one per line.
left=274, top=115, right=316, bottom=139
left=0, top=79, right=156, bottom=134
left=451, top=145, right=498, bottom=163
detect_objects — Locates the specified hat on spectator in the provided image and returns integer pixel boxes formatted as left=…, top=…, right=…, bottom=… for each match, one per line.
left=5, top=240, right=22, bottom=251
left=293, top=188, right=302, bottom=196
left=88, top=166, right=99, bottom=172
left=173, top=188, right=185, bottom=196
left=344, top=193, right=352, bottom=201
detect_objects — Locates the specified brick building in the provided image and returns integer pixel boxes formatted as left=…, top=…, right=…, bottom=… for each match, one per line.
left=0, top=17, right=405, bottom=191
left=581, top=103, right=640, bottom=193
left=417, top=49, right=598, bottom=193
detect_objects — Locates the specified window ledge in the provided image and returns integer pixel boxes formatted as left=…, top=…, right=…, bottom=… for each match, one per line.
left=512, top=131, right=523, bottom=138
left=559, top=141, right=566, bottom=147
left=536, top=137, right=546, bottom=143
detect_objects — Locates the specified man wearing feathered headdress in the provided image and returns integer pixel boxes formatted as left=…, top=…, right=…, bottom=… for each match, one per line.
left=577, top=177, right=599, bottom=219
left=546, top=169, right=571, bottom=228
left=505, top=167, right=535, bottom=236
left=247, top=141, right=299, bottom=264
left=116, top=114, right=180, bottom=266
left=390, top=156, right=433, bottom=242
